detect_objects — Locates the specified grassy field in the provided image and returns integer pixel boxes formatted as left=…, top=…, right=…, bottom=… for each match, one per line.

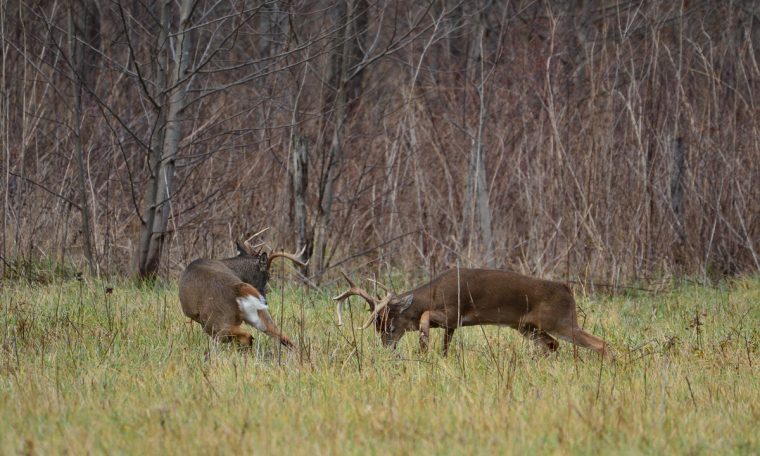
left=1, top=273, right=758, bottom=454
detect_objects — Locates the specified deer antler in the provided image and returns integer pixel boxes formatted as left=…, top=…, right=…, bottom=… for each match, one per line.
left=333, top=271, right=393, bottom=329
left=243, top=240, right=266, bottom=253
left=366, top=278, right=390, bottom=293
left=241, top=228, right=270, bottom=254
left=333, top=271, right=378, bottom=304
left=245, top=227, right=270, bottom=243
left=267, top=245, right=308, bottom=268
left=331, top=271, right=364, bottom=326
left=358, top=296, right=393, bottom=329
left=332, top=272, right=364, bottom=326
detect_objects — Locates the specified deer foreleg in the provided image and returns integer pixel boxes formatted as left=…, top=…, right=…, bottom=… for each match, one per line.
left=419, top=311, right=431, bottom=353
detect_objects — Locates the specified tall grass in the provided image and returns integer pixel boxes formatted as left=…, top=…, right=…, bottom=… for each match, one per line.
left=1, top=276, right=758, bottom=454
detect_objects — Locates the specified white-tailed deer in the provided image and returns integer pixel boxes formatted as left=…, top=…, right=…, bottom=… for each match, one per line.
left=334, top=268, right=610, bottom=358
left=179, top=230, right=307, bottom=349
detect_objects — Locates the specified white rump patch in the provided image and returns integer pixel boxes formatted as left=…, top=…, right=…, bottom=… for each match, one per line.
left=237, top=294, right=269, bottom=332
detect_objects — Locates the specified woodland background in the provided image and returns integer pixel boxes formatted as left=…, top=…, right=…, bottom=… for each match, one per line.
left=1, top=0, right=759, bottom=285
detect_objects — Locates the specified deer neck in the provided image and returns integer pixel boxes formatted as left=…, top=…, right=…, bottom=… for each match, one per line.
left=220, top=257, right=269, bottom=293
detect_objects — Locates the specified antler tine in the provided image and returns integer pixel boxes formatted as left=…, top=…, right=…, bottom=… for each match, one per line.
left=366, top=278, right=390, bottom=293
left=340, top=270, right=355, bottom=288
left=331, top=271, right=364, bottom=301
left=331, top=289, right=355, bottom=301
left=333, top=271, right=362, bottom=326
left=243, top=241, right=265, bottom=255
left=335, top=301, right=343, bottom=326
left=359, top=296, right=391, bottom=330
left=245, top=227, right=270, bottom=243
left=333, top=270, right=383, bottom=302
left=332, top=272, right=395, bottom=329
left=267, top=244, right=308, bottom=268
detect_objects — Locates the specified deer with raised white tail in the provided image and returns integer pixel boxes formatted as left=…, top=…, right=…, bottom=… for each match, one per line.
left=334, top=268, right=611, bottom=358
left=179, top=229, right=307, bottom=349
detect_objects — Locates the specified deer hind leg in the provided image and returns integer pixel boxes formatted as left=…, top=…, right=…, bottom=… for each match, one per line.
left=442, top=327, right=456, bottom=357
left=237, top=284, right=295, bottom=350
left=518, top=324, right=559, bottom=355
left=228, top=325, right=254, bottom=348
left=254, top=308, right=295, bottom=349
left=209, top=325, right=253, bottom=348
left=553, top=326, right=610, bottom=359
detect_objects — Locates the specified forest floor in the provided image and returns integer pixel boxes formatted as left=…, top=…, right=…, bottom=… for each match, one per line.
left=1, top=272, right=758, bottom=454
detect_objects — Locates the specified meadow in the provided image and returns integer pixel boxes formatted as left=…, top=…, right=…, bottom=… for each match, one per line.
left=1, top=273, right=758, bottom=454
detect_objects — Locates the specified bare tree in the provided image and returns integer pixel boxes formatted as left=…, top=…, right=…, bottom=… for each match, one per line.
left=312, top=0, right=369, bottom=278
left=1, top=1, right=758, bottom=283
left=463, top=17, right=493, bottom=265
left=67, top=0, right=101, bottom=276
left=289, top=135, right=309, bottom=267
left=137, top=0, right=196, bottom=279
left=669, top=135, right=686, bottom=269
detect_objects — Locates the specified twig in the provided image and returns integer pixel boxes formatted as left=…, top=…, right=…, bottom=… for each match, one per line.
left=6, top=171, right=81, bottom=210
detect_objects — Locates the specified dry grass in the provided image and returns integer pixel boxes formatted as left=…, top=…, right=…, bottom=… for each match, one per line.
left=1, top=275, right=758, bottom=454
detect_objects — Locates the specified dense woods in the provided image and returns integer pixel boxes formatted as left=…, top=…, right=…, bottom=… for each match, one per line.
left=1, top=0, right=759, bottom=284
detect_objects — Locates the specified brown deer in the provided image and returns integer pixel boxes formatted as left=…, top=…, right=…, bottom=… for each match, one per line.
left=333, top=268, right=610, bottom=358
left=179, top=230, right=307, bottom=349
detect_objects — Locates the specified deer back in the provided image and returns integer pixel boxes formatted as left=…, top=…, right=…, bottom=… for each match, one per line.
left=398, top=269, right=576, bottom=328
left=179, top=259, right=249, bottom=328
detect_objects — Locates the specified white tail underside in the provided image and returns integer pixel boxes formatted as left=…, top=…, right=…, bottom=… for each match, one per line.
left=237, top=295, right=268, bottom=332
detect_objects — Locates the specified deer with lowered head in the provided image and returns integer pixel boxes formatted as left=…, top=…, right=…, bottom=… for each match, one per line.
left=334, top=268, right=610, bottom=358
left=179, top=229, right=307, bottom=349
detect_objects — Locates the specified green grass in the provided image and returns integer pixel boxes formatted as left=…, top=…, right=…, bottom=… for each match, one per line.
left=1, top=275, right=758, bottom=454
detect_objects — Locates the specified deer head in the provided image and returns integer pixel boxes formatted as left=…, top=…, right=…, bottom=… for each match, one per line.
left=333, top=272, right=414, bottom=347
left=221, top=228, right=308, bottom=295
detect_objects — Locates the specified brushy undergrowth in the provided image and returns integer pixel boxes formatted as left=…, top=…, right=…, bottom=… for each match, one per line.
left=0, top=274, right=758, bottom=454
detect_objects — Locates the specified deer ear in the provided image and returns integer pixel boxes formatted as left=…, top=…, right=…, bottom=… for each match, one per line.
left=391, top=295, right=413, bottom=314
left=235, top=240, right=248, bottom=256
left=259, top=252, right=268, bottom=268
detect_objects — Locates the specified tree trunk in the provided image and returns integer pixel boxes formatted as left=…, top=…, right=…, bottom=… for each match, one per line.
left=137, top=0, right=195, bottom=279
left=68, top=1, right=101, bottom=276
left=462, top=18, right=493, bottom=265
left=290, top=135, right=309, bottom=270
left=670, top=135, right=686, bottom=269
left=312, top=0, right=367, bottom=278
left=312, top=111, right=345, bottom=277
left=465, top=138, right=493, bottom=263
